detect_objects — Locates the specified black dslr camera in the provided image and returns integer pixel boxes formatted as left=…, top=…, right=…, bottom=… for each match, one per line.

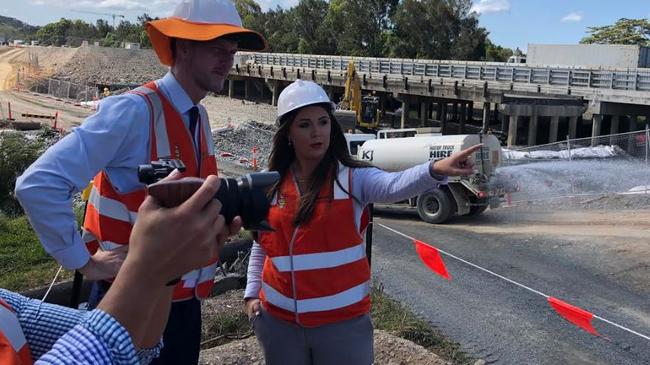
left=138, top=159, right=278, bottom=231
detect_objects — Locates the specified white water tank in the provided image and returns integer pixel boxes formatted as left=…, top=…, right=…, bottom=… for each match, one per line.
left=357, top=134, right=502, bottom=175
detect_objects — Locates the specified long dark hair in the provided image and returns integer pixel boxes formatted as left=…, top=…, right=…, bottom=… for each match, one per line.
left=268, top=103, right=371, bottom=226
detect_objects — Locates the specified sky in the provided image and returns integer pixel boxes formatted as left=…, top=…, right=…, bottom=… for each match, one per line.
left=0, top=0, right=648, bottom=52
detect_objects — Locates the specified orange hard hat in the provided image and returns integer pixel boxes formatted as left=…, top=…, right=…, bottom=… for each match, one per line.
left=147, top=0, right=267, bottom=66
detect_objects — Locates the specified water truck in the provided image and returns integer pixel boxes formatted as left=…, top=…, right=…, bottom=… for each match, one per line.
left=350, top=133, right=504, bottom=223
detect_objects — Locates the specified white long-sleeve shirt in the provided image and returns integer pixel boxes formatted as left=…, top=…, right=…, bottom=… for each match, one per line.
left=14, top=72, right=207, bottom=270
left=244, top=162, right=446, bottom=299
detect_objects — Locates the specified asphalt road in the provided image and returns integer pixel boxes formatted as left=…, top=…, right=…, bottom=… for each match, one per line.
left=370, top=209, right=650, bottom=365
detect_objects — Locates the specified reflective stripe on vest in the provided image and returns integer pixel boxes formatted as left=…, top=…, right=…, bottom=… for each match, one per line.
left=0, top=299, right=33, bottom=365
left=259, top=164, right=371, bottom=327
left=271, top=242, right=366, bottom=272
left=88, top=187, right=138, bottom=224
left=82, top=81, right=218, bottom=301
left=261, top=280, right=370, bottom=313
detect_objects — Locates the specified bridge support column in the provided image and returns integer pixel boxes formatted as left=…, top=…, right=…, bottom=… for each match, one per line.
left=492, top=103, right=499, bottom=124
left=481, top=102, right=490, bottom=133
left=549, top=116, right=560, bottom=143
left=507, top=115, right=518, bottom=147
left=271, top=81, right=278, bottom=107
left=452, top=103, right=458, bottom=122
left=244, top=79, right=250, bottom=100
left=468, top=102, right=474, bottom=123
left=626, top=116, right=637, bottom=153
left=459, top=102, right=466, bottom=134
left=400, top=98, right=409, bottom=129
left=420, top=101, right=429, bottom=126
left=569, top=116, right=578, bottom=139
left=228, top=79, right=234, bottom=98
left=629, top=115, right=639, bottom=131
left=440, top=102, right=448, bottom=134
left=528, top=114, right=538, bottom=146
left=609, top=115, right=620, bottom=144
left=591, top=114, right=602, bottom=146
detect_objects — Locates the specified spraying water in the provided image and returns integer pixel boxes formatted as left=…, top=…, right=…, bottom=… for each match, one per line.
left=496, top=158, right=650, bottom=202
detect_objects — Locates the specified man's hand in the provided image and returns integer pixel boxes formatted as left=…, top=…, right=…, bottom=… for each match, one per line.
left=79, top=246, right=128, bottom=281
left=431, top=144, right=482, bottom=177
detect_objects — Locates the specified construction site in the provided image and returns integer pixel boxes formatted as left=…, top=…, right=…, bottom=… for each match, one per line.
left=1, top=43, right=649, bottom=365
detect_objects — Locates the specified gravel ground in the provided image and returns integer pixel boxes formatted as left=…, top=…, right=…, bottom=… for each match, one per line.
left=200, top=290, right=449, bottom=365
left=204, top=97, right=277, bottom=128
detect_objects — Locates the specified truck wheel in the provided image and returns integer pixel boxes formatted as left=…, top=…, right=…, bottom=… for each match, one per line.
left=416, top=190, right=451, bottom=224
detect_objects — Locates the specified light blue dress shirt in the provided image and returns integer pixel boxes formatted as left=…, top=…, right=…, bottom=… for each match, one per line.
left=15, top=72, right=209, bottom=270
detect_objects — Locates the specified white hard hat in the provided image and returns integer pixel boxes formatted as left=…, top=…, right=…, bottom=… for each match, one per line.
left=147, top=0, right=267, bottom=66
left=277, top=79, right=335, bottom=120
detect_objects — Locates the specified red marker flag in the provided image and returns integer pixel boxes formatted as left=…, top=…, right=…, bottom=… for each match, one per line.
left=548, top=296, right=599, bottom=336
left=414, top=240, right=451, bottom=280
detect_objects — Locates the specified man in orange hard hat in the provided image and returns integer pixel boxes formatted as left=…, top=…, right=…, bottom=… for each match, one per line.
left=15, top=1, right=267, bottom=364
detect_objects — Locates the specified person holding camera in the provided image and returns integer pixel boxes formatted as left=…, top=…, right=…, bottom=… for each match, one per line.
left=243, top=80, right=481, bottom=364
left=15, top=1, right=266, bottom=363
left=2, top=173, right=230, bottom=364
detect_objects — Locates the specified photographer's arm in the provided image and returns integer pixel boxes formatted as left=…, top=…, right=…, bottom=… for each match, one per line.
left=38, top=176, right=227, bottom=364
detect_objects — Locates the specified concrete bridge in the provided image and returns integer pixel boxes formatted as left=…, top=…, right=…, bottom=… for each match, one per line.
left=228, top=52, right=650, bottom=147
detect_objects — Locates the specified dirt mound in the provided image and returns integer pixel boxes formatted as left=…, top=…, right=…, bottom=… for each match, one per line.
left=28, top=47, right=79, bottom=76
left=48, top=46, right=167, bottom=85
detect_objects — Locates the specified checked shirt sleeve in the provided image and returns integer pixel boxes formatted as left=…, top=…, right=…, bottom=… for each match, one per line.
left=37, top=309, right=161, bottom=365
left=0, top=289, right=85, bottom=359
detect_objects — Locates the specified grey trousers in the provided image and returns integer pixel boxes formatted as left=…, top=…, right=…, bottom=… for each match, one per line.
left=252, top=309, right=374, bottom=365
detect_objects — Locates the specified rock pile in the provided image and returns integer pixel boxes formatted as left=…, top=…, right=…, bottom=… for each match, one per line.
left=213, top=121, right=277, bottom=170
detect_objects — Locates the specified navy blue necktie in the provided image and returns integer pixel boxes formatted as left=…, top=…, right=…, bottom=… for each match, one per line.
left=188, top=106, right=200, bottom=167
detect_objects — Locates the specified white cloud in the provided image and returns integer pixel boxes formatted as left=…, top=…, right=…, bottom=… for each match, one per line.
left=257, top=0, right=299, bottom=11
left=29, top=0, right=177, bottom=15
left=561, top=12, right=583, bottom=23
left=470, top=0, right=510, bottom=15
left=29, top=0, right=298, bottom=16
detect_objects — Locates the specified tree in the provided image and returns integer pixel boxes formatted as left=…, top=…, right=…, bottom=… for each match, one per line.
left=581, top=18, right=650, bottom=46
left=234, top=0, right=263, bottom=28
left=484, top=39, right=513, bottom=62
left=389, top=0, right=486, bottom=60
left=35, top=18, right=73, bottom=46
left=322, top=0, right=398, bottom=57
left=253, top=6, right=300, bottom=53
left=294, top=0, right=332, bottom=54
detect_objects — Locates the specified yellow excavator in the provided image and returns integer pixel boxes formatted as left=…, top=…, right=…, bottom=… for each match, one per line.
left=334, top=61, right=381, bottom=133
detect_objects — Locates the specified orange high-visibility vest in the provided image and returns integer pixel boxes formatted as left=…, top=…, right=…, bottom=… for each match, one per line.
left=0, top=299, right=33, bottom=365
left=82, top=81, right=219, bottom=301
left=259, top=164, right=371, bottom=327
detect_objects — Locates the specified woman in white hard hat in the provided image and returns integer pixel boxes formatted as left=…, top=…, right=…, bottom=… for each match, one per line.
left=243, top=79, right=480, bottom=364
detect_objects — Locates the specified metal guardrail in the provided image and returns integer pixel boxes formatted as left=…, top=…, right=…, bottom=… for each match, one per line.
left=240, top=52, right=650, bottom=92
